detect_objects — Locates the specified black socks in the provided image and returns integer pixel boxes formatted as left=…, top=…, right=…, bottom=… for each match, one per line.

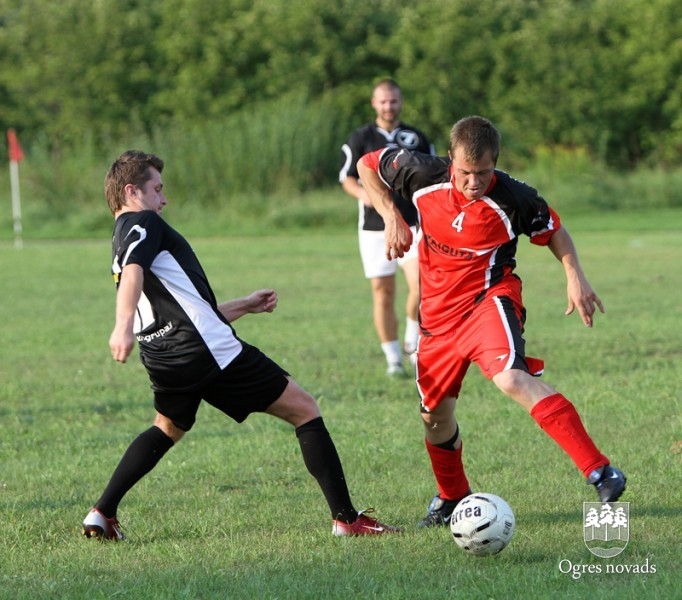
left=96, top=418, right=359, bottom=525
left=296, top=417, right=358, bottom=523
left=95, top=426, right=174, bottom=518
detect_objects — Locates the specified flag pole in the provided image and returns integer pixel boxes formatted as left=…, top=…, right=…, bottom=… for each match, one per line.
left=6, top=128, right=24, bottom=249
left=9, top=158, right=23, bottom=249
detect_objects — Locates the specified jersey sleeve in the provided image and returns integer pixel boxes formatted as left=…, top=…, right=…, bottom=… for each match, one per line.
left=528, top=206, right=562, bottom=246
left=362, top=147, right=447, bottom=201
left=360, top=148, right=383, bottom=172
left=113, top=211, right=164, bottom=276
left=507, top=177, right=562, bottom=246
left=492, top=170, right=563, bottom=246
left=339, top=128, right=365, bottom=181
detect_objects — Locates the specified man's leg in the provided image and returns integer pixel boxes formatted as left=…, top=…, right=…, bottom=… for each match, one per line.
left=469, top=294, right=626, bottom=502
left=359, top=229, right=404, bottom=375
left=371, top=275, right=405, bottom=375
left=83, top=413, right=181, bottom=540
left=95, top=414, right=182, bottom=516
left=400, top=256, right=420, bottom=359
left=266, top=379, right=400, bottom=535
left=418, top=397, right=472, bottom=528
left=494, top=372, right=626, bottom=501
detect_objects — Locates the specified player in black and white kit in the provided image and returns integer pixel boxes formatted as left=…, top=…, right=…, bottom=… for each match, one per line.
left=82, top=150, right=400, bottom=540
left=340, top=79, right=434, bottom=376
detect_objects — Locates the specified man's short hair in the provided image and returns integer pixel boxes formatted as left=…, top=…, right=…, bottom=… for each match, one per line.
left=105, top=151, right=164, bottom=215
left=373, top=78, right=401, bottom=95
left=449, top=116, right=501, bottom=164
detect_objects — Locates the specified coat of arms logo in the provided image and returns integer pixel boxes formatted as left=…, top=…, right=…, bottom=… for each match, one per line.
left=583, top=502, right=629, bottom=558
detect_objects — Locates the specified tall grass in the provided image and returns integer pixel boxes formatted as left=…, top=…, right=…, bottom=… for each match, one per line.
left=1, top=101, right=682, bottom=241
left=0, top=91, right=358, bottom=240
left=155, top=90, right=353, bottom=202
left=512, top=146, right=682, bottom=214
left=0, top=214, right=680, bottom=599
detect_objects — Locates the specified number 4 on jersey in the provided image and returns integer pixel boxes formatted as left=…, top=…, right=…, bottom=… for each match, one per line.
left=451, top=212, right=465, bottom=232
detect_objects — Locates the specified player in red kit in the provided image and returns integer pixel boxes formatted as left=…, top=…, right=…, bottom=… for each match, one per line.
left=357, top=116, right=626, bottom=527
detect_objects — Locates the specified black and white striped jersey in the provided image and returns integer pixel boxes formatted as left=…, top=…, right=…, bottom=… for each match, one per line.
left=112, top=210, right=242, bottom=391
left=339, top=121, right=433, bottom=230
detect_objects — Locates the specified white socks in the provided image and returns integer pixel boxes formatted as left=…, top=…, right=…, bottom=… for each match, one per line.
left=381, top=317, right=419, bottom=367
left=404, top=317, right=419, bottom=354
left=381, top=340, right=403, bottom=366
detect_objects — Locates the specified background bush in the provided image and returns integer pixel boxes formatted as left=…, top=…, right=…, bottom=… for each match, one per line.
left=2, top=0, right=681, bottom=168
left=0, top=0, right=681, bottom=240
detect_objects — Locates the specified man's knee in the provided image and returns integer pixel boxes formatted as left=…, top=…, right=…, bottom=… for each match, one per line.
left=153, top=413, right=186, bottom=443
left=492, top=369, right=556, bottom=409
left=421, top=400, right=457, bottom=431
left=267, top=380, right=321, bottom=427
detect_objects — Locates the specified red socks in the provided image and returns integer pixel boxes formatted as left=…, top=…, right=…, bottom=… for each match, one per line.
left=426, top=393, right=608, bottom=497
left=530, top=393, right=609, bottom=476
left=425, top=438, right=471, bottom=500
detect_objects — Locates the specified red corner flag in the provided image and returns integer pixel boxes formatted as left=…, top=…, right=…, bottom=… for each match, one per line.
left=7, top=128, right=24, bottom=163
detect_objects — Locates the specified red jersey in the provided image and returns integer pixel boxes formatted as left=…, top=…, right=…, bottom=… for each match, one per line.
left=362, top=148, right=561, bottom=336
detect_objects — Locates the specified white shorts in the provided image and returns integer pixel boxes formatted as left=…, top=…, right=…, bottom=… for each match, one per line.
left=359, top=227, right=419, bottom=279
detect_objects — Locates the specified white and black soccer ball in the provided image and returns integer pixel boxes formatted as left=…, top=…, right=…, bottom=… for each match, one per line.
left=450, top=493, right=515, bottom=556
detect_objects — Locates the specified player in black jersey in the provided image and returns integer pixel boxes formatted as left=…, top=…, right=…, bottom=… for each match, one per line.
left=82, top=150, right=400, bottom=540
left=340, top=79, right=434, bottom=376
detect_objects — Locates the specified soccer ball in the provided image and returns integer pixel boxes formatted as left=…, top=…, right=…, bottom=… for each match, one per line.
left=450, top=493, right=515, bottom=556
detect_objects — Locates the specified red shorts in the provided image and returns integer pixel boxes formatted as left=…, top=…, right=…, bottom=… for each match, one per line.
left=416, top=292, right=544, bottom=411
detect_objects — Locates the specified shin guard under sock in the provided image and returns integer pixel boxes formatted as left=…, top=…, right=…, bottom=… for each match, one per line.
left=530, top=393, right=609, bottom=476
left=425, top=438, right=471, bottom=501
left=296, top=416, right=357, bottom=523
left=95, top=426, right=174, bottom=518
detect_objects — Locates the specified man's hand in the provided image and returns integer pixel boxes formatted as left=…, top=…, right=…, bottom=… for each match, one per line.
left=565, top=274, right=605, bottom=327
left=384, top=214, right=413, bottom=260
left=109, top=325, right=135, bottom=363
left=244, top=289, right=278, bottom=314
left=356, top=155, right=413, bottom=259
left=218, top=289, right=278, bottom=322
left=548, top=226, right=605, bottom=328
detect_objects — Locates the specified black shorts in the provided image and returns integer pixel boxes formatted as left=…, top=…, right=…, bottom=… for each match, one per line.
left=153, top=343, right=290, bottom=431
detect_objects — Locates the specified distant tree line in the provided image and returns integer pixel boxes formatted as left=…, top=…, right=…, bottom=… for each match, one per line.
left=1, top=0, right=680, bottom=171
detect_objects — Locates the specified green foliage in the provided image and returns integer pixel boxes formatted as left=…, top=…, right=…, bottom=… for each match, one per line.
left=155, top=90, right=353, bottom=200
left=0, top=91, right=362, bottom=240
left=1, top=0, right=681, bottom=240
left=515, top=146, right=682, bottom=214
left=483, top=0, right=682, bottom=167
left=2, top=129, right=681, bottom=243
left=1, top=0, right=680, bottom=169
left=1, top=222, right=681, bottom=599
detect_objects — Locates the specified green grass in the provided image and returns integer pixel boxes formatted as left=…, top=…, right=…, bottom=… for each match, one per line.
left=0, top=213, right=680, bottom=599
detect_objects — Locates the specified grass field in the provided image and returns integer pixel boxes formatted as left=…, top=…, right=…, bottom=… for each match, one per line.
left=0, top=212, right=680, bottom=599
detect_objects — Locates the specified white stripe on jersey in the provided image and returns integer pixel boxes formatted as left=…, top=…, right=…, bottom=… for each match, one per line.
left=150, top=250, right=242, bottom=369
left=134, top=291, right=154, bottom=333
left=493, top=296, right=517, bottom=371
left=413, top=181, right=451, bottom=206
left=482, top=196, right=516, bottom=241
left=121, top=224, right=147, bottom=269
left=339, top=144, right=353, bottom=183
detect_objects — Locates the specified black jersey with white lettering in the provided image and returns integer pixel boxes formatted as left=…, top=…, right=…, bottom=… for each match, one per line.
left=339, top=122, right=433, bottom=230
left=112, top=210, right=243, bottom=392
